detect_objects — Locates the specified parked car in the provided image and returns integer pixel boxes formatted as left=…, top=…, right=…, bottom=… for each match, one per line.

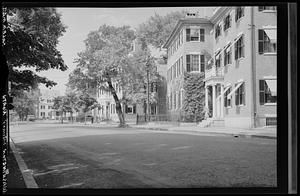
left=27, top=115, right=36, bottom=121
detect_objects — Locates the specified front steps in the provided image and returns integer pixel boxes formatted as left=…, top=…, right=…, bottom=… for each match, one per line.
left=198, top=118, right=225, bottom=128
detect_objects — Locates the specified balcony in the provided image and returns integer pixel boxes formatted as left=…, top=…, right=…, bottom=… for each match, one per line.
left=204, top=65, right=224, bottom=84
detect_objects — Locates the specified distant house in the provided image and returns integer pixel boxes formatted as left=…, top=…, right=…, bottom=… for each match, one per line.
left=37, top=89, right=60, bottom=119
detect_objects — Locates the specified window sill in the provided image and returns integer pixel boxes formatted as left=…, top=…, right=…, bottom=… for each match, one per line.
left=225, top=63, right=232, bottom=67
left=236, top=104, right=245, bottom=107
left=235, top=17, right=243, bottom=23
left=226, top=106, right=232, bottom=109
left=236, top=57, right=245, bottom=62
left=262, top=10, right=277, bottom=13
left=263, top=52, right=277, bottom=56
left=264, top=103, right=277, bottom=106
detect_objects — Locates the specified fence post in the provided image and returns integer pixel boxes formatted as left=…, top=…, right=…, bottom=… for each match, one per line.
left=136, top=114, right=138, bottom=125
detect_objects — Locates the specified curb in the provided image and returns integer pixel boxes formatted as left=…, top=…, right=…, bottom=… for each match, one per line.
left=10, top=138, right=39, bottom=188
left=132, top=127, right=276, bottom=139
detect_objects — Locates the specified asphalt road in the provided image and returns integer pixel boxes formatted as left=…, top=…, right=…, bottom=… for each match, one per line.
left=10, top=123, right=277, bottom=189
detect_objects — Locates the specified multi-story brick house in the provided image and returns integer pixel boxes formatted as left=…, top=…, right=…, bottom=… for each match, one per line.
left=37, top=89, right=60, bottom=119
left=203, top=6, right=277, bottom=128
left=163, top=14, right=214, bottom=116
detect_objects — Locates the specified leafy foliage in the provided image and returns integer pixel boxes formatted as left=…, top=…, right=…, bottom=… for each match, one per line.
left=68, top=25, right=136, bottom=126
left=137, top=11, right=187, bottom=49
left=13, top=88, right=41, bottom=121
left=4, top=7, right=67, bottom=91
left=182, top=72, right=205, bottom=122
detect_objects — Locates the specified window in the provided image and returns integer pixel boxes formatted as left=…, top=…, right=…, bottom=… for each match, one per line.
left=200, top=55, right=205, bottom=72
left=177, top=60, right=180, bottom=76
left=186, top=28, right=199, bottom=41
left=215, top=52, right=222, bottom=68
left=180, top=30, right=183, bottom=44
left=266, top=117, right=277, bottom=126
left=215, top=24, right=221, bottom=38
left=258, top=29, right=277, bottom=54
left=258, top=6, right=276, bottom=11
left=41, top=105, right=45, bottom=109
left=224, top=46, right=232, bottom=65
left=178, top=90, right=181, bottom=108
left=173, top=92, right=176, bottom=109
left=200, top=29, right=205, bottom=42
left=235, top=82, right=245, bottom=106
left=224, top=87, right=232, bottom=107
left=186, top=54, right=200, bottom=72
left=234, top=35, right=244, bottom=60
left=223, top=14, right=231, bottom=31
left=259, top=79, right=277, bottom=104
left=235, top=7, right=244, bottom=21
left=170, top=93, right=172, bottom=110
left=173, top=64, right=176, bottom=78
left=181, top=56, right=184, bottom=73
left=48, top=106, right=51, bottom=109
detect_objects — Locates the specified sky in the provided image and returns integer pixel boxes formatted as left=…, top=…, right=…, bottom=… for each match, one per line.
left=38, top=7, right=215, bottom=95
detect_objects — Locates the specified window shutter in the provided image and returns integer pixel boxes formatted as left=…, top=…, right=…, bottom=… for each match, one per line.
left=241, top=36, right=245, bottom=57
left=186, top=29, right=190, bottom=42
left=241, top=83, right=245, bottom=105
left=186, top=55, right=191, bottom=72
left=235, top=8, right=238, bottom=21
left=258, top=29, right=264, bottom=54
left=234, top=42, right=238, bottom=60
left=235, top=88, right=239, bottom=105
left=242, top=7, right=245, bottom=16
left=200, top=29, right=205, bottom=41
left=259, top=80, right=265, bottom=105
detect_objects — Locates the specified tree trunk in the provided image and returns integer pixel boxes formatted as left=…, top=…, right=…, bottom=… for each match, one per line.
left=61, top=110, right=63, bottom=124
left=84, top=112, right=87, bottom=125
left=71, top=112, right=73, bottom=123
left=107, top=79, right=127, bottom=127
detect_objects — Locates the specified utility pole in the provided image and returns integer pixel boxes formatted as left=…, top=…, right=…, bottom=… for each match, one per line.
left=146, top=56, right=151, bottom=121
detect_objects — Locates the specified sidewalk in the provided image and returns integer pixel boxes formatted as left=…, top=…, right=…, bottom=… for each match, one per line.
left=131, top=123, right=276, bottom=139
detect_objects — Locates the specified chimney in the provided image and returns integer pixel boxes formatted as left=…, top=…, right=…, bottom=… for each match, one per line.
left=186, top=12, right=199, bottom=18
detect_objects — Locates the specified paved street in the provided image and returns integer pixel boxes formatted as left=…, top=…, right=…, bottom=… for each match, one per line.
left=10, top=123, right=277, bottom=188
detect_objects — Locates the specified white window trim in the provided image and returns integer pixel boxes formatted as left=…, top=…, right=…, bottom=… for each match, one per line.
left=262, top=10, right=277, bottom=13
left=187, top=53, right=201, bottom=73
left=264, top=103, right=277, bottom=106
left=263, top=76, right=277, bottom=79
left=263, top=52, right=277, bottom=56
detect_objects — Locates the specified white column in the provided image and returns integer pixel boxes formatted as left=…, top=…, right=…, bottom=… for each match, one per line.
left=205, top=86, right=209, bottom=109
left=220, top=84, right=224, bottom=118
left=212, top=84, right=216, bottom=118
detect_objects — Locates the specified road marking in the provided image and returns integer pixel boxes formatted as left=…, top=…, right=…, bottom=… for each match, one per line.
left=58, top=182, right=84, bottom=188
left=98, top=152, right=119, bottom=156
left=171, top=146, right=191, bottom=150
left=48, top=163, right=75, bottom=169
left=105, top=143, right=111, bottom=145
left=33, top=166, right=86, bottom=177
left=142, top=163, right=157, bottom=166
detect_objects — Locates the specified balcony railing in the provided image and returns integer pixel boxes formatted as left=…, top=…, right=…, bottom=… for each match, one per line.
left=205, top=65, right=224, bottom=79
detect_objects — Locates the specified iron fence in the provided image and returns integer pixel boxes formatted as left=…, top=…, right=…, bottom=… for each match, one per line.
left=136, top=113, right=204, bottom=125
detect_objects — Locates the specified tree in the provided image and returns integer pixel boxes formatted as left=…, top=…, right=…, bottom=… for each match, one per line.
left=137, top=11, right=187, bottom=50
left=52, top=96, right=65, bottom=123
left=4, top=7, right=67, bottom=91
left=124, top=41, right=159, bottom=111
left=13, top=88, right=40, bottom=121
left=70, top=25, right=135, bottom=127
left=64, top=91, right=80, bottom=123
left=76, top=93, right=98, bottom=124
